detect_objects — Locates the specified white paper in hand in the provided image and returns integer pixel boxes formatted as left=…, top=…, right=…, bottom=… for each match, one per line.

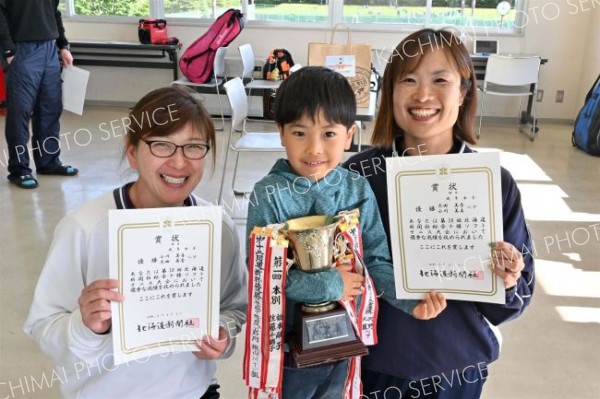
left=62, top=66, right=90, bottom=115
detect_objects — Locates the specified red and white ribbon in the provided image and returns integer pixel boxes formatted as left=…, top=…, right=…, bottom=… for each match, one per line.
left=244, top=228, right=288, bottom=399
left=337, top=219, right=379, bottom=399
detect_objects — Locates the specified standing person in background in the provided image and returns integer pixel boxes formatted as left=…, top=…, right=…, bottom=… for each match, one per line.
left=344, top=28, right=535, bottom=398
left=0, top=0, right=78, bottom=189
left=24, top=86, right=247, bottom=398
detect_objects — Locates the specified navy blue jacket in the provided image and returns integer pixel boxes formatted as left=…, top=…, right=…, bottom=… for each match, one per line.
left=343, top=139, right=535, bottom=379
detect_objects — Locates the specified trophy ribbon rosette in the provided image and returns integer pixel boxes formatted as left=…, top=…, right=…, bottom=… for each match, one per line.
left=243, top=209, right=378, bottom=399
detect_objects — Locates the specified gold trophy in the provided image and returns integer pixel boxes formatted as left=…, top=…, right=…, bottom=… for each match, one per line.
left=283, top=215, right=368, bottom=368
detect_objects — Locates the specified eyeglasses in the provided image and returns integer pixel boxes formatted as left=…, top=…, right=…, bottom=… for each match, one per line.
left=141, top=139, right=210, bottom=160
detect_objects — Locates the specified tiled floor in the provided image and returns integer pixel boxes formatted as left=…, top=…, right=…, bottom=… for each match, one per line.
left=0, top=107, right=599, bottom=399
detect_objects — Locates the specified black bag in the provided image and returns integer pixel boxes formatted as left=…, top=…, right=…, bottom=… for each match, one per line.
left=370, top=63, right=382, bottom=94
left=263, top=89, right=277, bottom=120
left=572, top=74, right=600, bottom=156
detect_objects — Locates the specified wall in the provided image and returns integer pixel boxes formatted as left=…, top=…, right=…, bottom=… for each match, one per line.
left=64, top=0, right=599, bottom=120
left=521, top=0, right=597, bottom=119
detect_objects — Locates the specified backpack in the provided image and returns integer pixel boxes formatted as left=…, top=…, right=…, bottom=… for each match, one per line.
left=179, top=9, right=244, bottom=83
left=262, top=49, right=294, bottom=81
left=572, top=74, right=600, bottom=156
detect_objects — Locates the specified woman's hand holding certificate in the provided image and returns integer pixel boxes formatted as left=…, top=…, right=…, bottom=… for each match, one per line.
left=193, top=326, right=230, bottom=360
left=79, top=279, right=124, bottom=334
left=490, top=241, right=525, bottom=289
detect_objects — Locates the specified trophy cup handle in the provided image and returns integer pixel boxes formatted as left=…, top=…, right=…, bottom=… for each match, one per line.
left=285, top=257, right=295, bottom=272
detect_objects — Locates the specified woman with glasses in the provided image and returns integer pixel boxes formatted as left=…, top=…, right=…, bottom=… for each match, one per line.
left=24, top=86, right=247, bottom=399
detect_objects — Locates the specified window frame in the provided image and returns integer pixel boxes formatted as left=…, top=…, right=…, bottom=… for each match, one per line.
left=61, top=0, right=527, bottom=37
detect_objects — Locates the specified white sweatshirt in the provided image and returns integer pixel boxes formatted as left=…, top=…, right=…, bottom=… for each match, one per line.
left=23, top=188, right=247, bottom=398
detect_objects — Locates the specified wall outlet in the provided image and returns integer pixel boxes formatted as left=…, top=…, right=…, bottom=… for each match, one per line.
left=537, top=89, right=544, bottom=102
left=556, top=90, right=565, bottom=103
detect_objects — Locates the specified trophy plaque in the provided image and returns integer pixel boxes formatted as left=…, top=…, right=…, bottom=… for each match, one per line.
left=283, top=215, right=368, bottom=368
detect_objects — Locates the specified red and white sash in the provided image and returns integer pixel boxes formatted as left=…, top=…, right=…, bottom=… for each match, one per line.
left=335, top=210, right=379, bottom=398
left=244, top=227, right=288, bottom=399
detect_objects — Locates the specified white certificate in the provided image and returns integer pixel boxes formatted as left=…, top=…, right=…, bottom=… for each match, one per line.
left=109, top=206, right=222, bottom=365
left=386, top=152, right=505, bottom=304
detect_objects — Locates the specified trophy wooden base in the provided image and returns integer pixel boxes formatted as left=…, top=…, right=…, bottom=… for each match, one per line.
left=289, top=305, right=368, bottom=368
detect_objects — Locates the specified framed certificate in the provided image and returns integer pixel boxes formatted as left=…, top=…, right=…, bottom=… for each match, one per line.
left=109, top=206, right=222, bottom=365
left=386, top=152, right=505, bottom=304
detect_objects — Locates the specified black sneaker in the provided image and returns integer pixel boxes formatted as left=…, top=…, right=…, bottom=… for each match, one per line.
left=37, top=165, right=79, bottom=176
left=8, top=174, right=39, bottom=189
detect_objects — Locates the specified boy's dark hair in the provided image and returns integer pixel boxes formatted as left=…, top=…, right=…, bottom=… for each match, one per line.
left=274, top=66, right=357, bottom=129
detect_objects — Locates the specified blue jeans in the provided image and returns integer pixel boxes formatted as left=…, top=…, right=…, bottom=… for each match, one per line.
left=282, top=355, right=349, bottom=399
left=5, top=41, right=63, bottom=177
left=361, top=365, right=488, bottom=399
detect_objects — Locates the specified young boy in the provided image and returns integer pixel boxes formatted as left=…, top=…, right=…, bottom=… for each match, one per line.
left=245, top=66, right=446, bottom=398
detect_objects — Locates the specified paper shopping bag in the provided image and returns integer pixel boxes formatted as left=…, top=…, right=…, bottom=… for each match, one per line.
left=308, top=24, right=371, bottom=107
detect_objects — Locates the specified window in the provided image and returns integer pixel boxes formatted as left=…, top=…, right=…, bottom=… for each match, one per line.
left=165, top=0, right=234, bottom=19
left=72, top=0, right=149, bottom=17
left=249, top=1, right=328, bottom=23
left=343, top=0, right=427, bottom=25
left=162, top=0, right=329, bottom=22
left=341, top=1, right=521, bottom=32
left=67, top=0, right=524, bottom=34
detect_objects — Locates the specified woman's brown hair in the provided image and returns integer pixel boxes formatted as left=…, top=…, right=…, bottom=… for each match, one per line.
left=371, top=28, right=478, bottom=148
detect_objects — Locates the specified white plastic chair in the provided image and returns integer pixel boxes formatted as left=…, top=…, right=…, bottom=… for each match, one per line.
left=239, top=43, right=283, bottom=93
left=217, top=77, right=285, bottom=203
left=171, top=46, right=229, bottom=130
left=477, top=54, right=542, bottom=140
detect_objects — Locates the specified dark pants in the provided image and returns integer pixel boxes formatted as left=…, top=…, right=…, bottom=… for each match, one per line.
left=282, top=354, right=349, bottom=399
left=5, top=41, right=63, bottom=177
left=199, top=383, right=220, bottom=399
left=361, top=365, right=488, bottom=399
